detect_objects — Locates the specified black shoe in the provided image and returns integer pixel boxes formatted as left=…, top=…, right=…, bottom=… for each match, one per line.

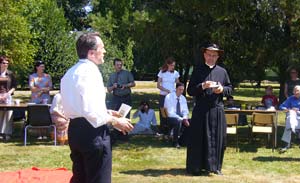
left=213, top=170, right=223, bottom=176
left=188, top=169, right=201, bottom=176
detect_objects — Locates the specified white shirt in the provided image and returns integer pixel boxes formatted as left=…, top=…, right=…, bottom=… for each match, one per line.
left=50, top=93, right=64, bottom=114
left=0, top=70, right=7, bottom=77
left=132, top=109, right=157, bottom=128
left=164, top=92, right=189, bottom=121
left=157, top=70, right=179, bottom=95
left=60, top=59, right=109, bottom=128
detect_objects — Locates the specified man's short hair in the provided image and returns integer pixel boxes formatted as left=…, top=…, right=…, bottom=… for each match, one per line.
left=76, top=32, right=100, bottom=59
left=176, top=82, right=184, bottom=88
left=0, top=55, right=9, bottom=63
left=113, top=58, right=122, bottom=65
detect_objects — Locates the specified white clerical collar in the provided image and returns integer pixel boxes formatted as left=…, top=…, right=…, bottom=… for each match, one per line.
left=205, top=63, right=215, bottom=68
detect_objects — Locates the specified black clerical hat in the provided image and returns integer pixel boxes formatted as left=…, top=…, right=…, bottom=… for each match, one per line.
left=201, top=43, right=224, bottom=55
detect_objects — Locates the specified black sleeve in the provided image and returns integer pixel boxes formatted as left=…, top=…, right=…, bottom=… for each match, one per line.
left=187, top=68, right=204, bottom=96
left=222, top=70, right=232, bottom=97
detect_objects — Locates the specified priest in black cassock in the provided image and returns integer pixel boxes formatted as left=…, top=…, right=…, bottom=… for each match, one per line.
left=186, top=43, right=232, bottom=176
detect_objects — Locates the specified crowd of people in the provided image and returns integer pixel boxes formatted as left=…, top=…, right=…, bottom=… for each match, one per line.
left=2, top=32, right=300, bottom=182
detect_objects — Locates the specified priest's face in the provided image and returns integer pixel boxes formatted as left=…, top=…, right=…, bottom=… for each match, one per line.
left=204, top=50, right=219, bottom=66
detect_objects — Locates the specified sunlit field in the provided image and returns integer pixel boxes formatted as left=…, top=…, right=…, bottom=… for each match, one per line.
left=0, top=81, right=299, bottom=183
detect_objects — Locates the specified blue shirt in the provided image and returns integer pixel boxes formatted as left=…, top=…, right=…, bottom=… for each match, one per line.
left=279, top=96, right=300, bottom=110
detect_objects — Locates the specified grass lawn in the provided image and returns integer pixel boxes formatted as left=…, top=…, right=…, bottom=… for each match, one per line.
left=1, top=82, right=300, bottom=183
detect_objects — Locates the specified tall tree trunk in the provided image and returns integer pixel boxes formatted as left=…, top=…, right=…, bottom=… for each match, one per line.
left=278, top=58, right=289, bottom=104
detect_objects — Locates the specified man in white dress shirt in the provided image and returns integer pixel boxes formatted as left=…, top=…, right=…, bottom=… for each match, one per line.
left=164, top=82, right=190, bottom=148
left=61, top=32, right=133, bottom=183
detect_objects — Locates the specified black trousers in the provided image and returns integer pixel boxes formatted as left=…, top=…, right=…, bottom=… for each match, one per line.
left=110, top=95, right=131, bottom=143
left=159, top=95, right=169, bottom=135
left=167, top=117, right=182, bottom=143
left=68, top=118, right=112, bottom=183
left=111, top=94, right=131, bottom=118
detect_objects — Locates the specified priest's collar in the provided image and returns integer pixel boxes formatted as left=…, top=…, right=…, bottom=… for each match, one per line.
left=205, top=62, right=215, bottom=68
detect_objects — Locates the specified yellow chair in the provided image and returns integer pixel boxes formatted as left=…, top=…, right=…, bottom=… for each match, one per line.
left=225, top=113, right=239, bottom=152
left=251, top=113, right=275, bottom=151
left=160, top=107, right=168, bottom=119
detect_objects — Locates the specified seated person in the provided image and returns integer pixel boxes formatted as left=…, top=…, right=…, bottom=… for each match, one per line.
left=225, top=95, right=241, bottom=109
left=279, top=85, right=300, bottom=152
left=129, top=101, right=158, bottom=135
left=50, top=92, right=69, bottom=145
left=164, top=82, right=190, bottom=148
left=261, top=85, right=278, bottom=110
left=225, top=95, right=248, bottom=126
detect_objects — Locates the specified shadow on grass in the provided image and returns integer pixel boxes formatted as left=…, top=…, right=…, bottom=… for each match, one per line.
left=120, top=168, right=188, bottom=177
left=113, top=135, right=173, bottom=149
left=253, top=156, right=300, bottom=162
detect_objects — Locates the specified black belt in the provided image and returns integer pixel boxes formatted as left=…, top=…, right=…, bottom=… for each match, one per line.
left=113, top=94, right=130, bottom=98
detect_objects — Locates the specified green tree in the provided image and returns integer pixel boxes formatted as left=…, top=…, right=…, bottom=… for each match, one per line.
left=57, top=0, right=90, bottom=30
left=0, top=0, right=36, bottom=87
left=91, top=0, right=134, bottom=70
left=22, top=0, right=77, bottom=88
left=130, top=0, right=300, bottom=99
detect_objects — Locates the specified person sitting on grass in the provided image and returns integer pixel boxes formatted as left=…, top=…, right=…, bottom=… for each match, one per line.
left=129, top=101, right=159, bottom=135
left=261, top=85, right=278, bottom=110
left=279, top=85, right=300, bottom=153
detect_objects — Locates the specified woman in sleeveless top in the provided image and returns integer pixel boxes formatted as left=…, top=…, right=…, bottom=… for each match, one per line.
left=0, top=56, right=17, bottom=140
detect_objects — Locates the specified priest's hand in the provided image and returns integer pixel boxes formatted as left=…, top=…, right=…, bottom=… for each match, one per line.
left=213, top=84, right=223, bottom=94
left=201, top=81, right=216, bottom=89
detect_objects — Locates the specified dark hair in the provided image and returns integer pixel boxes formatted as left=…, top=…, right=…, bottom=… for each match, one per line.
left=35, top=60, right=44, bottom=67
left=34, top=60, right=45, bottom=72
left=176, top=82, right=184, bottom=88
left=289, top=67, right=298, bottom=73
left=113, top=58, right=123, bottom=65
left=140, top=100, right=150, bottom=113
left=161, top=57, right=175, bottom=73
left=76, top=32, right=100, bottom=59
left=0, top=55, right=9, bottom=64
left=140, top=100, right=150, bottom=107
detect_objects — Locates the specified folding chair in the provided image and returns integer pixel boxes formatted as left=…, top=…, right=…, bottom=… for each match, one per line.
left=225, top=113, right=239, bottom=152
left=24, top=104, right=56, bottom=146
left=251, top=112, right=275, bottom=151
